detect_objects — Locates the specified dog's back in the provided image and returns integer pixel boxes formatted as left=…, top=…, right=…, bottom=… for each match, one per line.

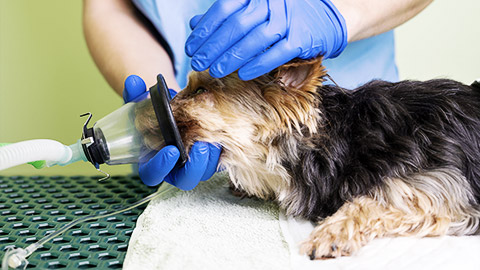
left=294, top=79, right=480, bottom=219
left=349, top=79, right=480, bottom=200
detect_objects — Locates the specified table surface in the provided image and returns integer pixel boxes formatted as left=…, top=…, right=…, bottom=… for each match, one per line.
left=0, top=174, right=156, bottom=269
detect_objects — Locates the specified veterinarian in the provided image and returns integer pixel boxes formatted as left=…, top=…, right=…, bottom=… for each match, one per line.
left=83, top=0, right=432, bottom=189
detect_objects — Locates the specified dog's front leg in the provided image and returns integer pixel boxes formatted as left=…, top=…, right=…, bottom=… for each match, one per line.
left=300, top=170, right=480, bottom=259
left=300, top=196, right=394, bottom=259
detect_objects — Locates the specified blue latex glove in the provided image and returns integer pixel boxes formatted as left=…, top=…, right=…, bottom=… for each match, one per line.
left=185, top=0, right=348, bottom=81
left=123, top=75, right=221, bottom=190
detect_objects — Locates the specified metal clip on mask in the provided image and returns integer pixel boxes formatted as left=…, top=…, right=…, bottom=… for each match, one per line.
left=80, top=74, right=187, bottom=178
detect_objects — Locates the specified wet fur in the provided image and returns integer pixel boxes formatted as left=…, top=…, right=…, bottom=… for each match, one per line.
left=134, top=58, right=480, bottom=258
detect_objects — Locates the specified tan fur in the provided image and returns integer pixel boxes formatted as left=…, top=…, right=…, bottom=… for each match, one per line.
left=301, top=168, right=480, bottom=258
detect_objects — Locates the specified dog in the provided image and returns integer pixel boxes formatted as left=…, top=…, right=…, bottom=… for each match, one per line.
left=136, top=58, right=480, bottom=259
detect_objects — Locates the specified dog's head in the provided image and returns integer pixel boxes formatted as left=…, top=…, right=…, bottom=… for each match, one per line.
left=173, top=58, right=326, bottom=149
left=138, top=58, right=326, bottom=198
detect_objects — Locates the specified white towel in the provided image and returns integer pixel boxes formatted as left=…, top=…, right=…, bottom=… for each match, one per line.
left=124, top=173, right=290, bottom=270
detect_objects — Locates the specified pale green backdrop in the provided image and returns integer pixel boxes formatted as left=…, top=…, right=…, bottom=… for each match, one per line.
left=0, top=0, right=479, bottom=177
left=395, top=0, right=480, bottom=83
left=0, top=0, right=132, bottom=176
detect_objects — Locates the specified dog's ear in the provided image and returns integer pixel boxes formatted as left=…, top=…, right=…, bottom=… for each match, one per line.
left=272, top=57, right=326, bottom=92
left=258, top=58, right=324, bottom=135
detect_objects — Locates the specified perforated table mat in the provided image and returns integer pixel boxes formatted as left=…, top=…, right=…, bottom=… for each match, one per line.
left=0, top=175, right=157, bottom=269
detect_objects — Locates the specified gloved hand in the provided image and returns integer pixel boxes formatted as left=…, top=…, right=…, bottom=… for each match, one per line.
left=185, top=0, right=348, bottom=81
left=123, top=75, right=221, bottom=190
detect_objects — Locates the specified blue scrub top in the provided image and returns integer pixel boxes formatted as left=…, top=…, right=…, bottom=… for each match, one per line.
left=133, top=0, right=399, bottom=90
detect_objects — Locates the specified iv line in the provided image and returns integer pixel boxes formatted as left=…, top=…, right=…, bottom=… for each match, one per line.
left=2, top=182, right=175, bottom=270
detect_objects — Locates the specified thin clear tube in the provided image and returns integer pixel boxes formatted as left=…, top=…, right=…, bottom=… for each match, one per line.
left=2, top=182, right=175, bottom=270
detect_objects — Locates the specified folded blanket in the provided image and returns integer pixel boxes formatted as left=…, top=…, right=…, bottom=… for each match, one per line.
left=125, top=173, right=480, bottom=269
left=124, top=173, right=290, bottom=270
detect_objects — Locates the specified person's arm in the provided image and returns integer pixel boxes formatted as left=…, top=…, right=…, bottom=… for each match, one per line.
left=83, top=1, right=221, bottom=190
left=82, top=0, right=180, bottom=95
left=333, top=0, right=433, bottom=42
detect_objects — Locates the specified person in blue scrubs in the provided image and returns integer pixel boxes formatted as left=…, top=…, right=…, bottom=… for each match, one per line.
left=83, top=0, right=432, bottom=189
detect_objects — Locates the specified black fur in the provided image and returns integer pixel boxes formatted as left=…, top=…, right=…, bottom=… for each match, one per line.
left=284, top=79, right=480, bottom=220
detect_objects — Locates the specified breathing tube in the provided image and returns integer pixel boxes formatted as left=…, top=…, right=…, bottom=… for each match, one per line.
left=0, top=74, right=186, bottom=269
left=0, top=74, right=187, bottom=175
left=0, top=139, right=86, bottom=170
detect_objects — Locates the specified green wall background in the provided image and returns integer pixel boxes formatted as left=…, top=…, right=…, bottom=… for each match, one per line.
left=395, top=0, right=480, bottom=83
left=0, top=0, right=131, bottom=176
left=0, top=0, right=479, bottom=177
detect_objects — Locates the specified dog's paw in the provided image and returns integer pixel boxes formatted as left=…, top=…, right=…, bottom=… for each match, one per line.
left=299, top=221, right=363, bottom=260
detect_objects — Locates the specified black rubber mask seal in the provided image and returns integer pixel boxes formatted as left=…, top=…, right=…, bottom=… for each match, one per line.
left=150, top=74, right=187, bottom=169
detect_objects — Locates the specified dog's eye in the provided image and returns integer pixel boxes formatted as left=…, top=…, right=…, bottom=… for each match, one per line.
left=194, top=88, right=208, bottom=95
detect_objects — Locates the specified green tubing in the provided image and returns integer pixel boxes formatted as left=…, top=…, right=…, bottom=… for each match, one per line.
left=26, top=160, right=46, bottom=169
left=0, top=142, right=46, bottom=169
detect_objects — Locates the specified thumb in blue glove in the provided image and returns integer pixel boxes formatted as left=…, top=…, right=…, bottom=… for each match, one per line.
left=123, top=75, right=222, bottom=190
left=185, top=0, right=347, bottom=81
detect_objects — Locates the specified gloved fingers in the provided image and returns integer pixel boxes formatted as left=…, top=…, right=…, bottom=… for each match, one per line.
left=208, top=23, right=277, bottom=78
left=138, top=145, right=180, bottom=186
left=190, top=1, right=268, bottom=72
left=315, top=0, right=348, bottom=59
left=209, top=0, right=287, bottom=78
left=200, top=143, right=222, bottom=181
left=185, top=0, right=249, bottom=57
left=189, top=14, right=203, bottom=30
left=238, top=38, right=299, bottom=81
left=123, top=75, right=147, bottom=103
left=166, top=141, right=209, bottom=191
left=168, top=88, right=178, bottom=99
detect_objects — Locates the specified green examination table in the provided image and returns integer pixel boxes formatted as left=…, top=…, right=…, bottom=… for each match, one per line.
left=0, top=174, right=155, bottom=269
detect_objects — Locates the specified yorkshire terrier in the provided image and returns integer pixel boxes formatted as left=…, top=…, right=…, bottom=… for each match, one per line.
left=136, top=58, right=480, bottom=259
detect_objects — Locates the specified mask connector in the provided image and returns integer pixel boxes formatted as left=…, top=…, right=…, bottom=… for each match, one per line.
left=78, top=74, right=187, bottom=177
